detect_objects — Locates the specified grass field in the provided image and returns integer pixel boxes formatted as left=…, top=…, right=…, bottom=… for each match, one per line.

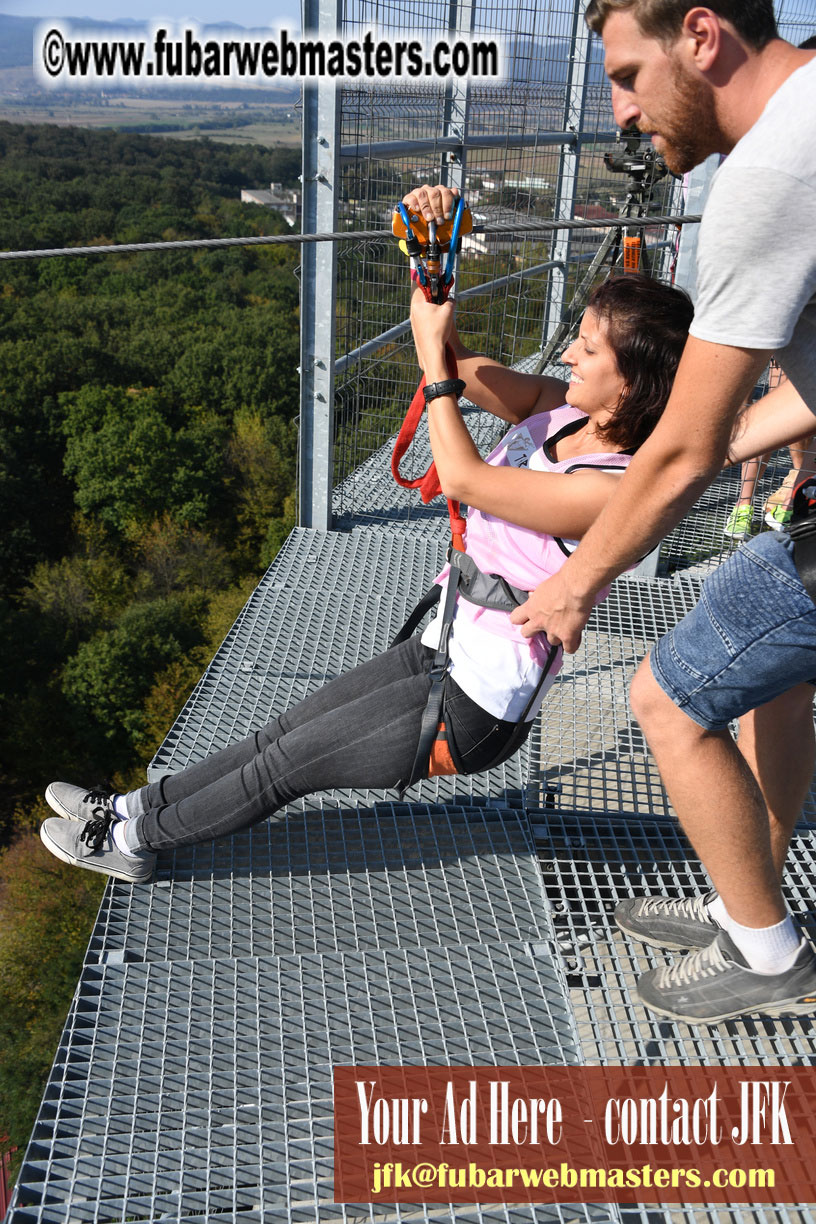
left=0, top=74, right=301, bottom=146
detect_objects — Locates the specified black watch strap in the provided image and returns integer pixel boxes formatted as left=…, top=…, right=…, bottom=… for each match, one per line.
left=423, top=378, right=466, bottom=404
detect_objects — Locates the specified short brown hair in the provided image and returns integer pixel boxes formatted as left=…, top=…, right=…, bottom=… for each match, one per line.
left=586, top=274, right=694, bottom=453
left=585, top=1, right=778, bottom=50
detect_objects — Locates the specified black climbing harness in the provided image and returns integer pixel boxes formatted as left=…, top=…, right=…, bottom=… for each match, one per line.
left=392, top=550, right=559, bottom=793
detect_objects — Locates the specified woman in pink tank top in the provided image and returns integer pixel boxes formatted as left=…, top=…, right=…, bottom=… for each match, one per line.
left=40, top=275, right=695, bottom=883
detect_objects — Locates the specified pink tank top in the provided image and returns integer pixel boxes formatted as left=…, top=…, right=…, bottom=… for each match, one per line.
left=433, top=405, right=632, bottom=672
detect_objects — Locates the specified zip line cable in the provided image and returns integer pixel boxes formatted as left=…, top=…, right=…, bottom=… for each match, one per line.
left=0, top=213, right=699, bottom=262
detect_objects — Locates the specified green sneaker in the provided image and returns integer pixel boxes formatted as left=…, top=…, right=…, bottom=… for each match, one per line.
left=764, top=504, right=792, bottom=531
left=723, top=504, right=753, bottom=539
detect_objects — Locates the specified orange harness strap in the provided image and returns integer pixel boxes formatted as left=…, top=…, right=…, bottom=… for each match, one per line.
left=427, top=721, right=457, bottom=777
left=391, top=276, right=467, bottom=553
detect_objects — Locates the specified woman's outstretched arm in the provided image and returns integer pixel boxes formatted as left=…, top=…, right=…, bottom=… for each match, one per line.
left=445, top=318, right=569, bottom=423
left=410, top=292, right=623, bottom=538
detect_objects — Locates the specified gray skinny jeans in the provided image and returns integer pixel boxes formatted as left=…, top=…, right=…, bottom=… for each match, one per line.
left=128, top=637, right=526, bottom=852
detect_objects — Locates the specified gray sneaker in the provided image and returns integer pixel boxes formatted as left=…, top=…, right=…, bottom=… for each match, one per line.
left=45, top=782, right=119, bottom=824
left=40, top=815, right=155, bottom=884
left=637, top=930, right=816, bottom=1024
left=614, top=890, right=721, bottom=951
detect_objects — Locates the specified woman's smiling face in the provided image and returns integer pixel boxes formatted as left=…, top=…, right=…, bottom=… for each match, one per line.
left=562, top=308, right=627, bottom=417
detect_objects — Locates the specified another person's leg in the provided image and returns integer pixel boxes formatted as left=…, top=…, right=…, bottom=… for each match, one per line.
left=765, top=433, right=816, bottom=529
left=724, top=455, right=765, bottom=539
left=734, top=685, right=816, bottom=880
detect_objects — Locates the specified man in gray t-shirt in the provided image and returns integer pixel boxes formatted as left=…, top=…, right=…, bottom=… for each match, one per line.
left=507, top=2, right=816, bottom=1024
left=692, top=59, right=816, bottom=402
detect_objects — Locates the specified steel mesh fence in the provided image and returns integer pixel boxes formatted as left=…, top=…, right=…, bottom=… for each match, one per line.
left=331, top=0, right=683, bottom=522
left=331, top=0, right=816, bottom=550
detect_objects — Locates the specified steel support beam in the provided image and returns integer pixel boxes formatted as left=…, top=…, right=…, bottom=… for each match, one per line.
left=542, top=0, right=592, bottom=347
left=298, top=0, right=342, bottom=531
left=440, top=0, right=474, bottom=198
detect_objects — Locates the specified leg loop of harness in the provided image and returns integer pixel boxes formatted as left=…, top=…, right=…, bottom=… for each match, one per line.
left=394, top=556, right=561, bottom=793
left=396, top=564, right=462, bottom=795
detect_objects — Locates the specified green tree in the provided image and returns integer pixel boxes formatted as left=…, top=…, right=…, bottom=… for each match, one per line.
left=62, top=386, right=227, bottom=541
left=227, top=409, right=298, bottom=566
left=62, top=594, right=205, bottom=765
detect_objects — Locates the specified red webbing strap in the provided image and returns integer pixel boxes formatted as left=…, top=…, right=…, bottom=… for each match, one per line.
left=391, top=286, right=467, bottom=552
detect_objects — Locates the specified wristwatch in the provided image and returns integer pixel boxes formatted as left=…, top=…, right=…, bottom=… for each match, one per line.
left=423, top=378, right=466, bottom=404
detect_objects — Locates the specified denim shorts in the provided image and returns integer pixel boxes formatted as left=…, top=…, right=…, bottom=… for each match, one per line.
left=650, top=531, right=816, bottom=730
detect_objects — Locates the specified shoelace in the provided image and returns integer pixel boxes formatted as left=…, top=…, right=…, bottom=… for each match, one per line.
left=656, top=938, right=730, bottom=989
left=638, top=892, right=714, bottom=922
left=79, top=798, right=115, bottom=852
left=82, top=787, right=112, bottom=815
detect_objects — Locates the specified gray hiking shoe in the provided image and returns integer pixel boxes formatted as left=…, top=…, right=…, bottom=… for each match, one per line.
left=614, top=890, right=721, bottom=951
left=45, top=782, right=119, bottom=824
left=40, top=814, right=155, bottom=884
left=637, top=930, right=816, bottom=1024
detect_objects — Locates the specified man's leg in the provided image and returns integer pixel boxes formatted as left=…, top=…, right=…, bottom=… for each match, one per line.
left=734, top=684, right=816, bottom=880
left=630, top=662, right=788, bottom=929
left=614, top=533, right=816, bottom=1021
left=616, top=682, right=815, bottom=952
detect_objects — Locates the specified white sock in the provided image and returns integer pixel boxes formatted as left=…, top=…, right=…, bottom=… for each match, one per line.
left=113, top=820, right=143, bottom=859
left=706, top=894, right=728, bottom=927
left=113, top=794, right=129, bottom=820
left=723, top=912, right=803, bottom=975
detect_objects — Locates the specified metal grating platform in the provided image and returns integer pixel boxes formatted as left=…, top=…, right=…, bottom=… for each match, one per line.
left=535, top=575, right=816, bottom=823
left=535, top=576, right=697, bottom=821
left=533, top=808, right=816, bottom=1065
left=13, top=404, right=816, bottom=1221
left=148, top=526, right=534, bottom=808
left=85, top=804, right=553, bottom=965
left=10, top=944, right=612, bottom=1224
left=532, top=810, right=816, bottom=1224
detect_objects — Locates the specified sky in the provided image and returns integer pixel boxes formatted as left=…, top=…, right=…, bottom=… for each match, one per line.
left=0, top=0, right=301, bottom=29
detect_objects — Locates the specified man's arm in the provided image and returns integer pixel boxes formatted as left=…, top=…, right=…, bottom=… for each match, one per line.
left=728, top=377, right=816, bottom=465
left=510, top=337, right=771, bottom=650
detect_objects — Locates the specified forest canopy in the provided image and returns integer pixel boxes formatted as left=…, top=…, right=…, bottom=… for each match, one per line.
left=0, top=122, right=301, bottom=796
left=0, top=122, right=303, bottom=1170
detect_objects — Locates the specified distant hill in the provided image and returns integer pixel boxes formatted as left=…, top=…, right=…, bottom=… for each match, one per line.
left=0, top=15, right=41, bottom=69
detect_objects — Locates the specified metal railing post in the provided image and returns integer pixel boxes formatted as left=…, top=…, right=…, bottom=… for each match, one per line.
left=299, top=0, right=342, bottom=530
left=441, top=0, right=474, bottom=197
left=542, top=0, right=591, bottom=348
